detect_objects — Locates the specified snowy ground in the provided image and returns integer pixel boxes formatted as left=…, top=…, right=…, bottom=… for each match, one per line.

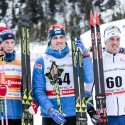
left=34, top=108, right=42, bottom=125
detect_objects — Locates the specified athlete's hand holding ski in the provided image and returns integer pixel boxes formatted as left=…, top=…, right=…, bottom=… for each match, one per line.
left=75, top=40, right=88, bottom=55
left=48, top=108, right=66, bottom=124
left=0, top=50, right=5, bottom=57
left=0, top=48, right=5, bottom=57
left=87, top=107, right=102, bottom=125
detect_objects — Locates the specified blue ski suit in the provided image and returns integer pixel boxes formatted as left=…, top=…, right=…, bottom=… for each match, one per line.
left=32, top=42, right=94, bottom=117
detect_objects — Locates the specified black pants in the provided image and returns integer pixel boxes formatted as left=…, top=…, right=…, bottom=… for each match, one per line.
left=0, top=119, right=21, bottom=125
left=42, top=116, right=76, bottom=125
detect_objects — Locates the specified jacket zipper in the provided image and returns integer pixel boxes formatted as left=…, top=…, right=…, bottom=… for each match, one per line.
left=116, top=97, right=119, bottom=115
left=113, top=54, right=119, bottom=115
left=113, top=54, right=115, bottom=62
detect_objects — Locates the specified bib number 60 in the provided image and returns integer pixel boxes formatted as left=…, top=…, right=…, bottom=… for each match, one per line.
left=106, top=76, right=122, bottom=88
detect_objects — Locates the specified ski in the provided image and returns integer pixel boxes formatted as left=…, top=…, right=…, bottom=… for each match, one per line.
left=21, top=14, right=33, bottom=125
left=71, top=29, right=87, bottom=125
left=90, top=10, right=108, bottom=125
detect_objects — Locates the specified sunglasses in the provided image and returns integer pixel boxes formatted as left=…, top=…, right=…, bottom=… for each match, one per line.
left=48, top=24, right=65, bottom=33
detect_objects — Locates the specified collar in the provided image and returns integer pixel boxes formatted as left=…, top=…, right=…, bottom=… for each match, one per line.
left=45, top=43, right=70, bottom=59
left=4, top=51, right=16, bottom=62
left=104, top=51, right=118, bottom=57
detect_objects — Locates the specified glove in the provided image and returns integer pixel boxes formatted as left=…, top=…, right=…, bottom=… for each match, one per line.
left=75, top=40, right=88, bottom=55
left=87, top=107, right=102, bottom=125
left=0, top=50, right=5, bottom=57
left=0, top=85, right=8, bottom=96
left=28, top=100, right=39, bottom=115
left=119, top=47, right=125, bottom=53
left=48, top=108, right=66, bottom=124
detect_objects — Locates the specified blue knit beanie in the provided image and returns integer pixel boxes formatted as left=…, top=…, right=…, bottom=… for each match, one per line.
left=0, top=30, right=15, bottom=43
left=49, top=28, right=65, bottom=41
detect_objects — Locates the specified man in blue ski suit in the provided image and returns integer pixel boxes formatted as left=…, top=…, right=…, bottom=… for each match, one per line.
left=32, top=24, right=100, bottom=125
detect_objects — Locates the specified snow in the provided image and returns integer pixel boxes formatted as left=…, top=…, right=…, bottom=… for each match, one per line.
left=0, top=23, right=6, bottom=27
left=34, top=107, right=42, bottom=125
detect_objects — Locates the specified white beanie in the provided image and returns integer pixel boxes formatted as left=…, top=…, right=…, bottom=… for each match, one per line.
left=104, top=25, right=121, bottom=42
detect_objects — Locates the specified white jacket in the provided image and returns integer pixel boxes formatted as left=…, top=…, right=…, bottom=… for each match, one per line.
left=103, top=51, right=125, bottom=116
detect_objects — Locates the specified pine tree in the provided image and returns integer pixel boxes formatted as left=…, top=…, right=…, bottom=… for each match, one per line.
left=48, top=0, right=57, bottom=17
left=1, top=0, right=8, bottom=17
left=27, top=0, right=44, bottom=24
left=11, top=5, right=17, bottom=28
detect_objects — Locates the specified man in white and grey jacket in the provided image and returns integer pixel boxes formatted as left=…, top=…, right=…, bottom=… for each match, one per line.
left=103, top=25, right=125, bottom=125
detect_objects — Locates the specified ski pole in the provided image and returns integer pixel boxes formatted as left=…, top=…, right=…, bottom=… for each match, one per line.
left=51, top=61, right=64, bottom=125
left=1, top=54, right=8, bottom=125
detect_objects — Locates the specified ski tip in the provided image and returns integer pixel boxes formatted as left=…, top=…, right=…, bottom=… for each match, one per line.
left=90, top=10, right=94, bottom=27
left=96, top=10, right=100, bottom=26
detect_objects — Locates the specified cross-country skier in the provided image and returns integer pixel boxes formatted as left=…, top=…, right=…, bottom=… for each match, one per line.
left=31, top=24, right=101, bottom=125
left=0, top=27, right=22, bottom=125
left=103, top=25, right=125, bottom=125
